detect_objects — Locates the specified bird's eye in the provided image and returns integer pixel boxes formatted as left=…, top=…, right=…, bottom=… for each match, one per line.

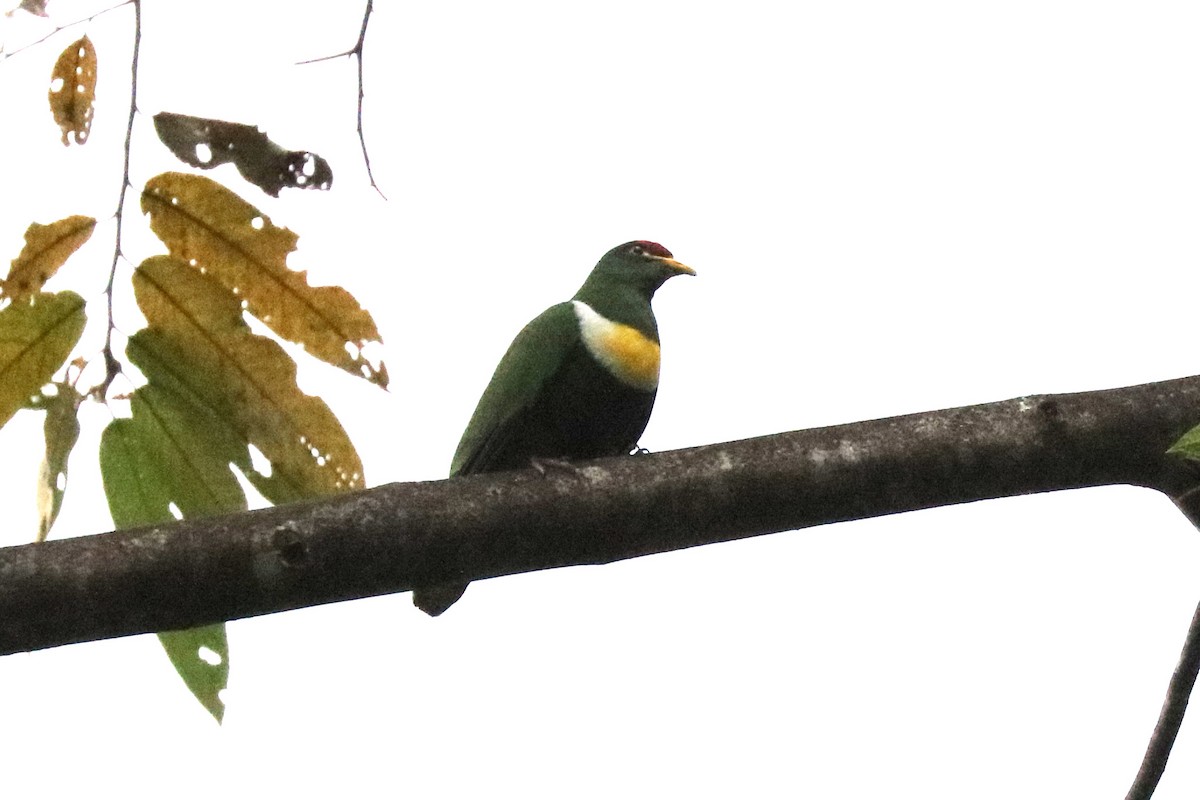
left=630, top=245, right=645, bottom=256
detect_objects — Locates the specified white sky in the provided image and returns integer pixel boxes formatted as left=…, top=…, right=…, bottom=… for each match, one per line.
left=3, top=1, right=1200, bottom=797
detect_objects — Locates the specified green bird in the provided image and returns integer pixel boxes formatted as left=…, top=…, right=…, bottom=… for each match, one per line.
left=414, top=240, right=695, bottom=616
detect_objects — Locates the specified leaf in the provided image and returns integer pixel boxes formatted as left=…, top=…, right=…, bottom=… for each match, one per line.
left=141, top=173, right=388, bottom=389
left=1169, top=426, right=1200, bottom=461
left=157, top=626, right=229, bottom=723
left=99, top=383, right=249, bottom=724
left=17, top=0, right=49, bottom=17
left=0, top=291, right=85, bottom=431
left=3, top=216, right=96, bottom=302
left=129, top=255, right=364, bottom=503
left=35, top=381, right=82, bottom=542
left=153, top=112, right=333, bottom=197
left=48, top=36, right=97, bottom=146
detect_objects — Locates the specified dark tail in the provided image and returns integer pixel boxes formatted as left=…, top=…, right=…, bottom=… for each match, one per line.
left=413, top=582, right=469, bottom=616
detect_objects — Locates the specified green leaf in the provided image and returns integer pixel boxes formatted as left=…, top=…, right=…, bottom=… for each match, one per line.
left=99, top=417, right=176, bottom=527
left=157, top=626, right=229, bottom=724
left=141, top=172, right=387, bottom=388
left=1168, top=425, right=1200, bottom=461
left=130, top=255, right=364, bottom=503
left=0, top=291, right=86, bottom=430
left=99, top=381, right=250, bottom=723
left=36, top=381, right=82, bottom=542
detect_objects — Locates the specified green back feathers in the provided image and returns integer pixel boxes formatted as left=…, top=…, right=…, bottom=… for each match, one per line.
left=450, top=302, right=578, bottom=476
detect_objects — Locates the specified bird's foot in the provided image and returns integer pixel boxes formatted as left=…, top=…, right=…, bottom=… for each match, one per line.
left=632, top=445, right=651, bottom=456
left=530, top=456, right=582, bottom=477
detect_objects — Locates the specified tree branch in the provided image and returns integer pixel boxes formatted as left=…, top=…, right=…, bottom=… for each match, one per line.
left=3, top=375, right=1200, bottom=655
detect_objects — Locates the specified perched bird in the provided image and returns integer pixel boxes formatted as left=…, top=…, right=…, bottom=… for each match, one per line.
left=414, top=240, right=695, bottom=616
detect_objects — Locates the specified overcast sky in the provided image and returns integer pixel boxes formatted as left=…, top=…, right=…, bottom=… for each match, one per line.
left=3, top=1, right=1200, bottom=797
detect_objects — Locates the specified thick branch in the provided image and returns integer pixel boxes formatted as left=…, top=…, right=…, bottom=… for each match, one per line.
left=4, top=375, right=1200, bottom=656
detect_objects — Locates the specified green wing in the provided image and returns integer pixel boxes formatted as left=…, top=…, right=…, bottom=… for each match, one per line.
left=451, top=302, right=579, bottom=476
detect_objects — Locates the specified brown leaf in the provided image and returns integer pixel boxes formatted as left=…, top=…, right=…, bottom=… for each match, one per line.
left=153, top=112, right=333, bottom=197
left=141, top=172, right=388, bottom=388
left=130, top=255, right=364, bottom=501
left=3, top=216, right=96, bottom=302
left=48, top=36, right=97, bottom=146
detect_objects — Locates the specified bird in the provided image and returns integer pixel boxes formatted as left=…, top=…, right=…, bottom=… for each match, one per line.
left=413, top=240, right=695, bottom=616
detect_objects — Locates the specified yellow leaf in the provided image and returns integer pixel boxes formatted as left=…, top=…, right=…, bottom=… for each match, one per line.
left=140, top=173, right=388, bottom=388
left=0, top=292, right=86, bottom=431
left=4, top=216, right=96, bottom=302
left=130, top=255, right=363, bottom=501
left=48, top=36, right=97, bottom=146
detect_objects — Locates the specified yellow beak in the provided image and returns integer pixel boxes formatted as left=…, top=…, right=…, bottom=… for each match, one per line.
left=655, top=256, right=696, bottom=276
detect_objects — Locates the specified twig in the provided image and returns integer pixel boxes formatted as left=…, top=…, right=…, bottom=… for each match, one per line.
left=0, top=0, right=132, bottom=61
left=297, top=0, right=384, bottom=198
left=96, top=0, right=141, bottom=399
left=1123, top=579, right=1200, bottom=798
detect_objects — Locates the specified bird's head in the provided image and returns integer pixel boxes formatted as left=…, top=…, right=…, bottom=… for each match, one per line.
left=591, top=240, right=695, bottom=298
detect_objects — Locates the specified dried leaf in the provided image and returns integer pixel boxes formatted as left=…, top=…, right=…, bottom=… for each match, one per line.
left=153, top=112, right=333, bottom=196
left=36, top=381, right=82, bottom=542
left=18, top=0, right=50, bottom=17
left=0, top=291, right=85, bottom=431
left=3, top=216, right=96, bottom=302
left=129, top=255, right=364, bottom=502
left=141, top=172, right=388, bottom=388
left=48, top=36, right=96, bottom=146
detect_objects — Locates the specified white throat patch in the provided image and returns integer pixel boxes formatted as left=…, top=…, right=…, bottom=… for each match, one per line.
left=572, top=300, right=660, bottom=392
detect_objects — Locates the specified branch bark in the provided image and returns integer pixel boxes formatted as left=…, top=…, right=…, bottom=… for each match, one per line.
left=4, top=374, right=1200, bottom=656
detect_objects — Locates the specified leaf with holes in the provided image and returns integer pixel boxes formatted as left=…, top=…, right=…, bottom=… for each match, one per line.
left=140, top=173, right=388, bottom=388
left=0, top=291, right=85, bottom=431
left=4, top=216, right=96, bottom=302
left=36, top=381, right=83, bottom=542
left=153, top=112, right=333, bottom=197
left=99, top=403, right=243, bottom=723
left=158, top=626, right=229, bottom=722
left=129, top=255, right=364, bottom=503
left=48, top=36, right=96, bottom=146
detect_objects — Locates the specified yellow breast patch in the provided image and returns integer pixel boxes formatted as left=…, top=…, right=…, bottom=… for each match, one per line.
left=572, top=301, right=660, bottom=392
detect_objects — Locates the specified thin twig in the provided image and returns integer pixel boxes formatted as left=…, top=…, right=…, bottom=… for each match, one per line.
left=1124, top=598, right=1200, bottom=800
left=0, top=0, right=132, bottom=61
left=298, top=0, right=385, bottom=198
left=96, top=0, right=141, bottom=400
